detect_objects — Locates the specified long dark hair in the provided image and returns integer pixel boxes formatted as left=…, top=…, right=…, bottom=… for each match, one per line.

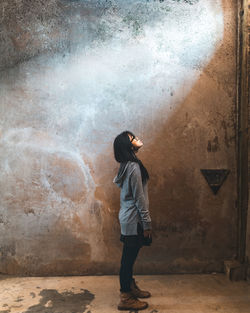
left=113, top=130, right=149, bottom=184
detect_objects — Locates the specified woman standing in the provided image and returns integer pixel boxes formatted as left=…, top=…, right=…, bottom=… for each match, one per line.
left=113, top=131, right=152, bottom=311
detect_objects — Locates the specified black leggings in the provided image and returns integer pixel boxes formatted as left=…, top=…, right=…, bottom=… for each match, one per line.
left=119, top=243, right=141, bottom=292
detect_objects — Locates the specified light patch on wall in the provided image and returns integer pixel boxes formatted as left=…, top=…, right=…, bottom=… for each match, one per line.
left=43, top=0, right=223, bottom=149
left=0, top=0, right=223, bottom=152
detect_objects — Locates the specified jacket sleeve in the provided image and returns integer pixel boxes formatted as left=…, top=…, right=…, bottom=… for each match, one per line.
left=130, top=163, right=152, bottom=230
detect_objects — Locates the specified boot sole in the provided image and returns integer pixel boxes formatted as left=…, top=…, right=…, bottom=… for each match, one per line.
left=117, top=303, right=148, bottom=311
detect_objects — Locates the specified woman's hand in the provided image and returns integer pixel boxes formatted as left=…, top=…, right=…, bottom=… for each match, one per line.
left=143, top=229, right=152, bottom=238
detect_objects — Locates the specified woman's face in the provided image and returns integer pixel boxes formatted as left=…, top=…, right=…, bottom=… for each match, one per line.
left=128, top=134, right=143, bottom=150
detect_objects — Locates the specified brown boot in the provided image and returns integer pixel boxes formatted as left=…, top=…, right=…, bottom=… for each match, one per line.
left=118, top=291, right=148, bottom=311
left=131, top=278, right=151, bottom=298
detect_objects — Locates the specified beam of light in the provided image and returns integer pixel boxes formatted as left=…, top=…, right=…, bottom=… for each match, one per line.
left=1, top=1, right=224, bottom=151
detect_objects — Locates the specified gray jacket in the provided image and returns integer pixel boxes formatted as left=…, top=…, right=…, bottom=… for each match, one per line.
left=113, top=161, right=152, bottom=235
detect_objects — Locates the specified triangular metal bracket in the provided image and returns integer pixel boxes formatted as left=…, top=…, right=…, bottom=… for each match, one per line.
left=200, top=169, right=230, bottom=195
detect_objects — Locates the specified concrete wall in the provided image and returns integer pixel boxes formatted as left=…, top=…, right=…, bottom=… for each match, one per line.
left=0, top=0, right=238, bottom=275
left=246, top=0, right=250, bottom=277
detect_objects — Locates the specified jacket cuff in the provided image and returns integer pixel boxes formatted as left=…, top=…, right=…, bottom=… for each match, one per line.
left=142, top=221, right=152, bottom=230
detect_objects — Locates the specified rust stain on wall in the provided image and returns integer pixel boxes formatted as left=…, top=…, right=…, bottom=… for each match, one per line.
left=207, top=136, right=220, bottom=152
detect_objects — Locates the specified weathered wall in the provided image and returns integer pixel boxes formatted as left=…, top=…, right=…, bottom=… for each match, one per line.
left=0, top=0, right=238, bottom=275
left=245, top=0, right=250, bottom=277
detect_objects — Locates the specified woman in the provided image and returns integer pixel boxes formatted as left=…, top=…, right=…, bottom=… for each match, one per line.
left=113, top=130, right=152, bottom=311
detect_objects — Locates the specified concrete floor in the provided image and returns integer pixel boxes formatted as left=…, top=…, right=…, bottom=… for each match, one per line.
left=0, top=274, right=250, bottom=313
